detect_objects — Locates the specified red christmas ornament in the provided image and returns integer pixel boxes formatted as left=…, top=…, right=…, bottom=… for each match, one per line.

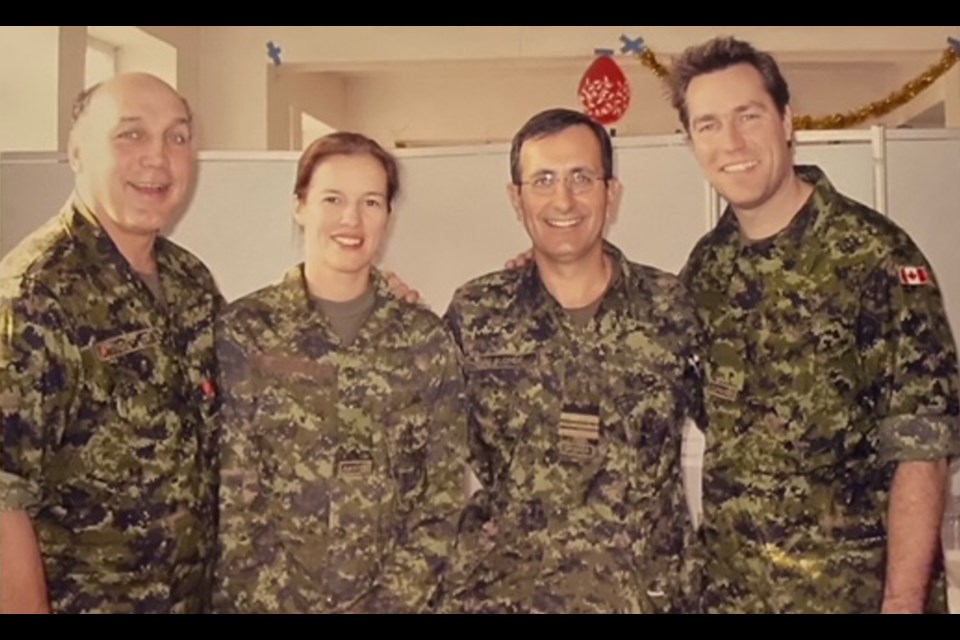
left=578, top=53, right=631, bottom=125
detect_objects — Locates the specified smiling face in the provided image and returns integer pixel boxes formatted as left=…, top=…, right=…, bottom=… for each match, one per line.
left=295, top=153, right=390, bottom=284
left=508, top=124, right=621, bottom=268
left=69, top=73, right=194, bottom=244
left=685, top=62, right=795, bottom=218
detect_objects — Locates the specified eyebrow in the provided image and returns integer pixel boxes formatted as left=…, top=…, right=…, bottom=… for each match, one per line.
left=117, top=116, right=192, bottom=127
left=320, top=189, right=387, bottom=198
left=734, top=101, right=769, bottom=113
left=527, top=166, right=594, bottom=177
left=691, top=100, right=769, bottom=126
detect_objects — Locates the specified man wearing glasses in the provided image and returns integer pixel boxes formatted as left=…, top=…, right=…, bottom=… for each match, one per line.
left=441, top=109, right=705, bottom=613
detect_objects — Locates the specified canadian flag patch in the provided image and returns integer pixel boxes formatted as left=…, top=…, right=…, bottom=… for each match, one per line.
left=899, top=266, right=932, bottom=286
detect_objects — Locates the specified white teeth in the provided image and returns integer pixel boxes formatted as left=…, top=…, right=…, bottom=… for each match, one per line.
left=333, top=236, right=362, bottom=247
left=722, top=161, right=758, bottom=173
left=545, top=218, right=580, bottom=229
left=132, top=183, right=168, bottom=192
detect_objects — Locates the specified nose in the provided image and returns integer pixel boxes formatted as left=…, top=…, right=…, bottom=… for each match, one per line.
left=550, top=179, right=575, bottom=212
left=139, top=135, right=170, bottom=169
left=339, top=201, right=362, bottom=226
left=720, top=121, right=747, bottom=152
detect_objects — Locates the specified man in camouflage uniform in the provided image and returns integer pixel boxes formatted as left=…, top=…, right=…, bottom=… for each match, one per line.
left=0, top=73, right=223, bottom=613
left=444, top=109, right=704, bottom=613
left=671, top=37, right=960, bottom=613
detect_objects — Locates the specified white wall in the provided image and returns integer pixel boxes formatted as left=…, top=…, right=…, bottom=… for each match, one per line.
left=136, top=26, right=200, bottom=108
left=0, top=26, right=61, bottom=153
left=198, top=27, right=268, bottom=150
left=58, top=27, right=87, bottom=153
left=3, top=27, right=959, bottom=153
left=343, top=65, right=677, bottom=148
left=192, top=26, right=960, bottom=150
left=326, top=60, right=951, bottom=149
left=1, top=26, right=197, bottom=152
left=268, top=71, right=347, bottom=150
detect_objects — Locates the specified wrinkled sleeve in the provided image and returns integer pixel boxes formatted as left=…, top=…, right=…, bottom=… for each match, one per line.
left=212, top=316, right=277, bottom=613
left=358, top=329, right=468, bottom=613
left=442, top=298, right=496, bottom=531
left=682, top=296, right=709, bottom=433
left=858, top=247, right=960, bottom=463
left=0, top=280, right=74, bottom=515
left=679, top=283, right=708, bottom=533
left=444, top=297, right=496, bottom=490
left=677, top=249, right=710, bottom=433
left=677, top=287, right=708, bottom=611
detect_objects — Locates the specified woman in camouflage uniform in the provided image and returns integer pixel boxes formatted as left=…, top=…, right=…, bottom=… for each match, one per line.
left=213, top=133, right=467, bottom=613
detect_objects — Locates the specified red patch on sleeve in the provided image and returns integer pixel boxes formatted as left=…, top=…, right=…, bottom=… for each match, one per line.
left=899, top=266, right=931, bottom=286
left=201, top=378, right=216, bottom=399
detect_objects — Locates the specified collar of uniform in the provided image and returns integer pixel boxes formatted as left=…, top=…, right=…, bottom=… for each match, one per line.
left=280, top=263, right=311, bottom=312
left=714, top=165, right=832, bottom=259
left=67, top=192, right=194, bottom=288
left=598, top=241, right=636, bottom=313
left=280, top=263, right=395, bottom=332
left=65, top=194, right=126, bottom=264
left=517, top=240, right=634, bottom=315
left=64, top=193, right=177, bottom=282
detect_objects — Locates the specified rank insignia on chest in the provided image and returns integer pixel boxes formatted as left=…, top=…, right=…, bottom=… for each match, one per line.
left=558, top=406, right=601, bottom=461
left=93, top=328, right=161, bottom=360
left=899, top=266, right=932, bottom=287
left=337, top=458, right=374, bottom=480
left=707, top=381, right=740, bottom=402
left=466, top=351, right=540, bottom=372
left=253, top=353, right=337, bottom=382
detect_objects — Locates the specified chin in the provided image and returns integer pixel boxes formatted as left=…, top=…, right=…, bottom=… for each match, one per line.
left=328, top=261, right=373, bottom=275
left=125, top=209, right=175, bottom=228
left=119, top=221, right=167, bottom=237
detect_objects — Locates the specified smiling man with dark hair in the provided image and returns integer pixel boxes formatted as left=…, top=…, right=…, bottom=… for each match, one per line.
left=673, top=37, right=960, bottom=614
left=443, top=108, right=705, bottom=613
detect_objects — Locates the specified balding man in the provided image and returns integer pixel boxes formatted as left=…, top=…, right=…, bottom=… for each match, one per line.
left=0, top=73, right=223, bottom=614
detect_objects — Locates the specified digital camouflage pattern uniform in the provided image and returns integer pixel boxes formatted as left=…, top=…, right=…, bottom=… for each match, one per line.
left=0, top=199, right=223, bottom=613
left=213, top=266, right=467, bottom=613
left=682, top=166, right=960, bottom=613
left=443, top=242, right=705, bottom=613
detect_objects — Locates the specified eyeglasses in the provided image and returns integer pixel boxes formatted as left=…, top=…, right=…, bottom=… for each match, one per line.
left=519, top=169, right=605, bottom=196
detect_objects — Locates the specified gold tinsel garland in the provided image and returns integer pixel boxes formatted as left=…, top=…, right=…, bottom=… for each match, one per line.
left=635, top=45, right=960, bottom=130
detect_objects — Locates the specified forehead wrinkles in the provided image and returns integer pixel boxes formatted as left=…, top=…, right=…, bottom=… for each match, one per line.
left=687, top=66, right=774, bottom=109
left=520, top=135, right=602, bottom=175
left=83, top=86, right=190, bottom=136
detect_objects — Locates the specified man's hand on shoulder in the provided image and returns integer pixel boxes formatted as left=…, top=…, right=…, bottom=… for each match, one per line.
left=382, top=270, right=423, bottom=305
left=504, top=249, right=534, bottom=271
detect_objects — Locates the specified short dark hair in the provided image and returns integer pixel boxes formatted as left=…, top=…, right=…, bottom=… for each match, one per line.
left=72, top=83, right=103, bottom=124
left=71, top=80, right=194, bottom=126
left=509, top=108, right=614, bottom=185
left=294, top=132, right=400, bottom=211
left=668, top=37, right=790, bottom=131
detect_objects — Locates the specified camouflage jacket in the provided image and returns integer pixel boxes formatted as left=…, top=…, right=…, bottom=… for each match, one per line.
left=0, top=198, right=223, bottom=613
left=682, top=165, right=960, bottom=613
left=443, top=242, right=705, bottom=613
left=213, top=266, right=467, bottom=613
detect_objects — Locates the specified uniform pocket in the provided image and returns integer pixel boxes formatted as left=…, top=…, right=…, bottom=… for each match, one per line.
left=74, top=337, right=174, bottom=494
left=463, top=352, right=541, bottom=459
